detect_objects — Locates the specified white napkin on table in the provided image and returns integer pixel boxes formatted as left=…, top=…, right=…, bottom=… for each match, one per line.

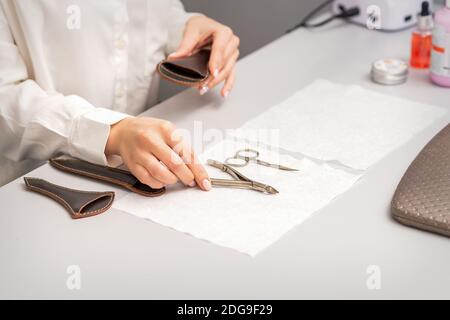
left=113, top=139, right=361, bottom=256
left=230, top=79, right=448, bottom=170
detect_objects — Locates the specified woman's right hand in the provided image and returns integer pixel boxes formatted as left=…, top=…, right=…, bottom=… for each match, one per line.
left=105, top=117, right=211, bottom=191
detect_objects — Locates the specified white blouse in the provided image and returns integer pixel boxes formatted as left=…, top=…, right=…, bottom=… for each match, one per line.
left=0, top=0, right=196, bottom=186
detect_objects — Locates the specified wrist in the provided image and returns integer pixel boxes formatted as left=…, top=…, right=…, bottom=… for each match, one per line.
left=105, top=117, right=132, bottom=156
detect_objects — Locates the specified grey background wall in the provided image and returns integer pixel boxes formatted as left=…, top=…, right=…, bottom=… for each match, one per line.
left=159, top=0, right=321, bottom=101
left=181, top=0, right=320, bottom=58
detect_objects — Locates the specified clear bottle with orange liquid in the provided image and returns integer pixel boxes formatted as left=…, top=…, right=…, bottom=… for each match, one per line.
left=410, top=2, right=433, bottom=69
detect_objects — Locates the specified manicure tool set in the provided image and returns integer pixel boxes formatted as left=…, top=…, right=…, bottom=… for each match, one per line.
left=208, top=148, right=298, bottom=195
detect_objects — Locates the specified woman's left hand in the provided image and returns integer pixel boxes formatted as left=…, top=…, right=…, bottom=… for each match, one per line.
left=169, top=15, right=240, bottom=98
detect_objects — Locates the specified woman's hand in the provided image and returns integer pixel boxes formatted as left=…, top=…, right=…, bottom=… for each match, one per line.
left=105, top=117, right=211, bottom=191
left=169, top=15, right=240, bottom=98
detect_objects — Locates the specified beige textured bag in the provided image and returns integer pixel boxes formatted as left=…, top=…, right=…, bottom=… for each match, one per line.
left=392, top=124, right=450, bottom=236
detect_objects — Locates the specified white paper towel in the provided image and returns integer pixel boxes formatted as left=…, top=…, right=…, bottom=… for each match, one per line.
left=231, top=80, right=448, bottom=170
left=113, top=139, right=361, bottom=256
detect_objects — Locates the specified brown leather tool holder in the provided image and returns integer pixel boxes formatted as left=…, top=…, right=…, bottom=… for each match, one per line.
left=24, top=177, right=114, bottom=219
left=391, top=124, right=450, bottom=236
left=156, top=49, right=210, bottom=87
left=50, top=158, right=165, bottom=197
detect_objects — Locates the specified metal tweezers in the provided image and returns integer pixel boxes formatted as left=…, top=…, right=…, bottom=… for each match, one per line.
left=207, top=159, right=279, bottom=194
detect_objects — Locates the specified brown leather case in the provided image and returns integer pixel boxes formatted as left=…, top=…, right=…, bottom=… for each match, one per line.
left=391, top=124, right=450, bottom=236
left=50, top=158, right=165, bottom=197
left=24, top=177, right=114, bottom=219
left=156, top=49, right=210, bottom=87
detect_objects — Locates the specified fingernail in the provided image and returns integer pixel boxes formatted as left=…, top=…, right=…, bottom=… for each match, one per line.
left=188, top=180, right=196, bottom=187
left=213, top=68, right=219, bottom=78
left=202, top=179, right=211, bottom=191
left=223, top=90, right=230, bottom=98
left=199, top=86, right=209, bottom=95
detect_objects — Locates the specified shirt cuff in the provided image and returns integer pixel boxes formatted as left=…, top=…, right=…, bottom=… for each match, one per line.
left=67, top=96, right=130, bottom=165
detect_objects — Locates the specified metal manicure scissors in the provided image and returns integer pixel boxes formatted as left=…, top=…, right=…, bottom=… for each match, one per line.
left=207, top=159, right=279, bottom=194
left=224, top=149, right=298, bottom=171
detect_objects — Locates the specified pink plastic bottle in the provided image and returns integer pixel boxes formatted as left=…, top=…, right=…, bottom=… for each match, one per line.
left=430, top=0, right=450, bottom=87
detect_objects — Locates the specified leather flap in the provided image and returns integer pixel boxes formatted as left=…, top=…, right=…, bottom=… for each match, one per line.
left=157, top=49, right=210, bottom=86
left=24, top=177, right=114, bottom=219
left=49, top=158, right=165, bottom=197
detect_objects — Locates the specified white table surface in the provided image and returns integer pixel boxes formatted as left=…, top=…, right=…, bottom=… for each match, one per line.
left=1, top=20, right=449, bottom=299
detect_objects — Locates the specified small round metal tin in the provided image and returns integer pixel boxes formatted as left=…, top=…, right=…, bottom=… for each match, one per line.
left=371, top=58, right=409, bottom=85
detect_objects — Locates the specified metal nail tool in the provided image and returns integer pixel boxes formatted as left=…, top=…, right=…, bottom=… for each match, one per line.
left=207, top=159, right=279, bottom=194
left=224, top=149, right=298, bottom=171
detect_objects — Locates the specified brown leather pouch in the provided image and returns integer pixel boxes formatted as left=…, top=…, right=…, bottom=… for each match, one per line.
left=50, top=158, right=165, bottom=197
left=391, top=124, right=450, bottom=236
left=156, top=49, right=210, bottom=87
left=24, top=177, right=114, bottom=219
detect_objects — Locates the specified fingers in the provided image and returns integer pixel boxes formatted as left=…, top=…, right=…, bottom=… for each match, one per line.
left=130, top=118, right=211, bottom=191
left=170, top=18, right=239, bottom=98
left=188, top=156, right=211, bottom=191
left=194, top=33, right=213, bottom=52
left=221, top=34, right=240, bottom=66
left=175, top=144, right=211, bottom=191
left=209, top=26, right=234, bottom=77
left=130, top=163, right=165, bottom=189
left=151, top=121, right=205, bottom=189
left=164, top=126, right=211, bottom=191
left=200, top=31, right=238, bottom=96
left=207, top=50, right=239, bottom=90
left=222, top=67, right=236, bottom=98
left=118, top=117, right=211, bottom=191
left=153, top=143, right=195, bottom=187
left=137, top=153, right=178, bottom=185
left=168, top=28, right=200, bottom=59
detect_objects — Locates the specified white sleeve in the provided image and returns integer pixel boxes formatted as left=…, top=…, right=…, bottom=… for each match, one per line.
left=165, top=0, right=202, bottom=54
left=0, top=7, right=129, bottom=166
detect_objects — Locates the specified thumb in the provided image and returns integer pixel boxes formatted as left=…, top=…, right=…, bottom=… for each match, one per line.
left=168, top=30, right=199, bottom=59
